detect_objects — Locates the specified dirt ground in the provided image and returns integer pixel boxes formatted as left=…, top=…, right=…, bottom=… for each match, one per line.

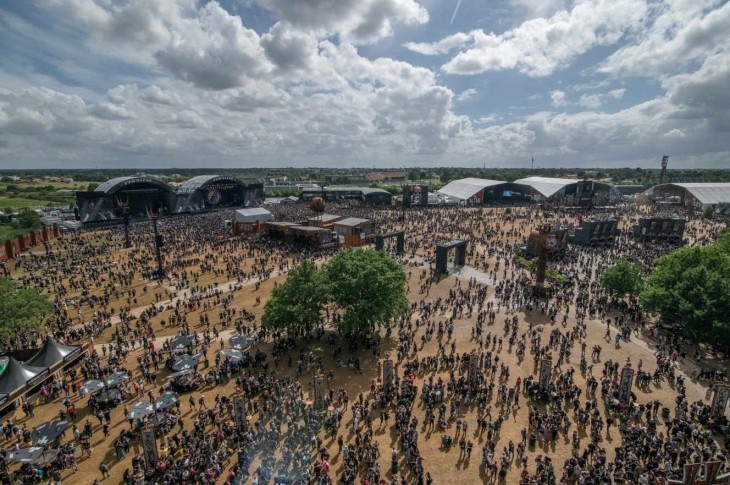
left=2, top=207, right=728, bottom=484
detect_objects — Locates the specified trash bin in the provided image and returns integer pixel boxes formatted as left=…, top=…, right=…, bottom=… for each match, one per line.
left=529, top=433, right=537, bottom=447
left=662, top=407, right=670, bottom=419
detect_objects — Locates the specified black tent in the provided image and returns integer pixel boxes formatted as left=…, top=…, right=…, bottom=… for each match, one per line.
left=0, top=358, right=48, bottom=395
left=26, top=338, right=82, bottom=368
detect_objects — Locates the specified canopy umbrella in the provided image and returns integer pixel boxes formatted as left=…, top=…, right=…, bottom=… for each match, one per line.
left=219, top=349, right=244, bottom=361
left=169, top=334, right=196, bottom=350
left=128, top=401, right=154, bottom=420
left=171, top=353, right=200, bottom=372
left=154, top=392, right=178, bottom=410
left=81, top=379, right=106, bottom=394
left=165, top=369, right=194, bottom=380
left=9, top=446, right=45, bottom=463
left=105, top=372, right=130, bottom=388
left=229, top=335, right=255, bottom=350
left=96, top=388, right=121, bottom=404
left=32, top=448, right=60, bottom=467
left=30, top=420, right=68, bottom=446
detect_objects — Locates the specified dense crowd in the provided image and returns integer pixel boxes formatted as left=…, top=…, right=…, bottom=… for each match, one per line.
left=0, top=201, right=727, bottom=484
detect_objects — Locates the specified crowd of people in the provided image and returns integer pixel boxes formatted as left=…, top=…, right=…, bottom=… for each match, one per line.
left=0, top=200, right=727, bottom=484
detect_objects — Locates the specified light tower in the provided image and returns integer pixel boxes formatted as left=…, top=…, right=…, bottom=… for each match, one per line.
left=659, top=155, right=669, bottom=184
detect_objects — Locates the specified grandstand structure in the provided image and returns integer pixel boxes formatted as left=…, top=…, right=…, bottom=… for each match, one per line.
left=437, top=176, right=616, bottom=206
left=641, top=183, right=730, bottom=211
left=75, top=175, right=264, bottom=223
left=299, top=186, right=392, bottom=205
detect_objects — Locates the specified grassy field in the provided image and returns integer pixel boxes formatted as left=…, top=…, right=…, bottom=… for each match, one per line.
left=0, top=224, right=29, bottom=242
left=0, top=180, right=101, bottom=212
left=0, top=196, right=59, bottom=210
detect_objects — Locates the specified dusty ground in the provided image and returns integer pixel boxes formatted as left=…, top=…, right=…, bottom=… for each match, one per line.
left=2, top=207, right=727, bottom=484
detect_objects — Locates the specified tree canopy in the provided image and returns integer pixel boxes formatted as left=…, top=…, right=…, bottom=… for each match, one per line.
left=640, top=231, right=730, bottom=350
left=600, top=259, right=644, bottom=297
left=262, top=249, right=408, bottom=337
left=325, top=249, right=408, bottom=335
left=262, top=260, right=328, bottom=336
left=0, top=276, right=53, bottom=342
left=14, top=208, right=42, bottom=230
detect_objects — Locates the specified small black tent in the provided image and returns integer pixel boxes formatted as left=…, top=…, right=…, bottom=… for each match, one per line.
left=0, top=358, right=47, bottom=395
left=25, top=339, right=82, bottom=369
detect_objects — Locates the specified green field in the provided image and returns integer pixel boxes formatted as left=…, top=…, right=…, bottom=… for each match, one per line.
left=0, top=196, right=58, bottom=210
left=0, top=225, right=30, bottom=242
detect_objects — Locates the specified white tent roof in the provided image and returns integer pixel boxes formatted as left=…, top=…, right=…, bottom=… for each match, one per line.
left=513, top=176, right=581, bottom=198
left=649, top=183, right=730, bottom=205
left=437, top=178, right=507, bottom=201
left=234, top=208, right=273, bottom=223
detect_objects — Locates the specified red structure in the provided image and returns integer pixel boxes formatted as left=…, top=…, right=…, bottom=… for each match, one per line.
left=4, top=239, right=20, bottom=259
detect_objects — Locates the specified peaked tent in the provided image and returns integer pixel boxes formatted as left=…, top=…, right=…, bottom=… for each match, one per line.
left=26, top=338, right=82, bottom=368
left=0, top=358, right=48, bottom=395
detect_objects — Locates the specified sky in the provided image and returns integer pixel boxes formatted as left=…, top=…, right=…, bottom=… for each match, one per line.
left=0, top=0, right=728, bottom=169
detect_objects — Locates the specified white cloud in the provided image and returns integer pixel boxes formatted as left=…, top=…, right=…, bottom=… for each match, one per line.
left=139, top=85, right=182, bottom=106
left=508, top=0, right=570, bottom=19
left=153, top=3, right=271, bottom=90
left=261, top=22, right=318, bottom=73
left=88, top=102, right=137, bottom=120
left=578, top=88, right=625, bottom=109
left=456, top=88, right=477, bottom=102
left=409, top=0, right=647, bottom=76
left=3, top=0, right=728, bottom=169
left=404, top=31, right=474, bottom=55
left=599, top=0, right=730, bottom=77
left=252, top=0, right=428, bottom=44
left=550, top=90, right=567, bottom=107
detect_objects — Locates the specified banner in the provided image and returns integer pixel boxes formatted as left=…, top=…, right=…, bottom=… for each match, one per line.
left=618, top=367, right=635, bottom=403
left=467, top=353, right=479, bottom=386
left=539, top=359, right=552, bottom=391
left=383, top=360, right=394, bottom=392
left=141, top=428, right=158, bottom=471
left=233, top=396, right=247, bottom=432
left=314, top=375, right=325, bottom=410
left=711, top=386, right=729, bottom=419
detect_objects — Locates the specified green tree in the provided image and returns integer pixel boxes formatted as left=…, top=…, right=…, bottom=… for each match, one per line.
left=14, top=208, right=42, bottom=230
left=262, top=260, right=328, bottom=336
left=325, top=249, right=408, bottom=335
left=87, top=182, right=100, bottom=191
left=640, top=232, right=730, bottom=350
left=0, top=277, right=53, bottom=342
left=600, top=259, right=644, bottom=297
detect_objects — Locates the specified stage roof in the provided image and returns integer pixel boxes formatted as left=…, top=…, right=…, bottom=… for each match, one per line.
left=437, top=178, right=507, bottom=201
left=513, top=176, right=583, bottom=198
left=94, top=176, right=173, bottom=195
left=177, top=175, right=245, bottom=194
left=645, top=183, right=730, bottom=205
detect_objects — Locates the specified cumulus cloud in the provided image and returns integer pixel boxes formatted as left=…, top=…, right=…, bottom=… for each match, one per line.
left=404, top=31, right=474, bottom=55
left=139, top=85, right=182, bottom=106
left=599, top=0, right=730, bottom=77
left=88, top=102, right=137, bottom=120
left=261, top=22, right=318, bottom=73
left=409, top=0, right=647, bottom=76
left=456, top=89, right=477, bottom=102
left=154, top=3, right=271, bottom=90
left=4, top=0, right=728, bottom=169
left=0, top=88, right=93, bottom=135
left=252, top=0, right=428, bottom=44
left=578, top=88, right=625, bottom=109
left=550, top=90, right=567, bottom=107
